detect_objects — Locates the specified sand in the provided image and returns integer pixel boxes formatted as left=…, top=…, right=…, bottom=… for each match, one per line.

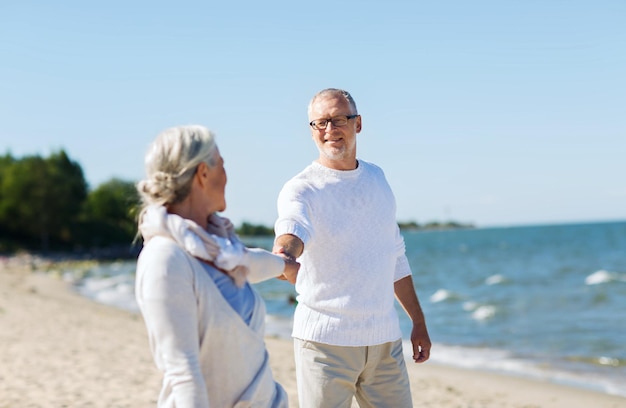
left=1, top=256, right=624, bottom=408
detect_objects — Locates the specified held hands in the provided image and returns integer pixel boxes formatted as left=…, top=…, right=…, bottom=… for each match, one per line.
left=274, top=246, right=299, bottom=284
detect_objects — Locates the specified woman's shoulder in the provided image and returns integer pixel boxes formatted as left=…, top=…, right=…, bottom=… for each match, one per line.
left=140, top=235, right=184, bottom=254
left=137, top=236, right=193, bottom=271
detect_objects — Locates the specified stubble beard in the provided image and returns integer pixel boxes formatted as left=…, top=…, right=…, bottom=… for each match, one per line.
left=321, top=144, right=347, bottom=161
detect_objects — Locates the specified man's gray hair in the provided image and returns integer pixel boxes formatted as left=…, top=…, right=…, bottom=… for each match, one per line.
left=308, top=88, right=358, bottom=117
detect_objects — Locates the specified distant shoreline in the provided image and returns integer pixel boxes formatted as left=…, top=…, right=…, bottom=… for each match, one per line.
left=398, top=220, right=475, bottom=231
left=1, top=220, right=475, bottom=258
left=6, top=219, right=626, bottom=260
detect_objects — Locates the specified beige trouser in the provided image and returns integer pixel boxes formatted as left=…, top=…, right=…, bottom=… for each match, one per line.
left=294, top=338, right=412, bottom=408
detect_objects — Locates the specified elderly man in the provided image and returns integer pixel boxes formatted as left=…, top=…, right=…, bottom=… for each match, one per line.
left=274, top=88, right=431, bottom=408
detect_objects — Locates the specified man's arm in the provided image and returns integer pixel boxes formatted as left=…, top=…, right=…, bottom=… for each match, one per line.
left=272, top=233, right=304, bottom=284
left=394, top=275, right=431, bottom=363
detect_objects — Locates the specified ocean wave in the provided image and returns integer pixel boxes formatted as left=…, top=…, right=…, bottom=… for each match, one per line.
left=429, top=288, right=459, bottom=303
left=77, top=275, right=138, bottom=313
left=471, top=304, right=497, bottom=321
left=566, top=355, right=624, bottom=368
left=485, top=274, right=507, bottom=285
left=406, top=342, right=626, bottom=398
left=584, top=270, right=621, bottom=285
left=461, top=300, right=497, bottom=320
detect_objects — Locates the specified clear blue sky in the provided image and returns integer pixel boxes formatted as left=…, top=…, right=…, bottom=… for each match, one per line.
left=2, top=1, right=625, bottom=228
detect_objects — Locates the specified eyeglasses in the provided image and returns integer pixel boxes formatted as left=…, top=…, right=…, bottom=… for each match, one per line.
left=309, top=115, right=359, bottom=130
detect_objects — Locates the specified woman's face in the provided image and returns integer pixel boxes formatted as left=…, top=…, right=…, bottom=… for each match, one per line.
left=203, top=148, right=227, bottom=213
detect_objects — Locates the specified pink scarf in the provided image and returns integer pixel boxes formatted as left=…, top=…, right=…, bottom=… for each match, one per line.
left=139, top=205, right=249, bottom=287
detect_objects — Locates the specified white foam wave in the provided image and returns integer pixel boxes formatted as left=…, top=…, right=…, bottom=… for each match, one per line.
left=598, top=356, right=620, bottom=366
left=404, top=342, right=529, bottom=373
left=585, top=270, right=615, bottom=285
left=462, top=300, right=497, bottom=320
left=402, top=342, right=626, bottom=398
left=430, top=289, right=456, bottom=303
left=485, top=274, right=506, bottom=285
left=471, top=305, right=496, bottom=320
left=78, top=275, right=139, bottom=313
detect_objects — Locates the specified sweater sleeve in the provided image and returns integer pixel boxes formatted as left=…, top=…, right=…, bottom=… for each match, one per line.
left=274, top=179, right=312, bottom=245
left=135, top=238, right=209, bottom=407
left=394, top=254, right=413, bottom=282
left=245, top=247, right=285, bottom=284
left=393, top=228, right=412, bottom=281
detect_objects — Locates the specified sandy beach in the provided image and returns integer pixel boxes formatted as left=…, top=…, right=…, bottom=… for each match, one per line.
left=1, top=256, right=624, bottom=408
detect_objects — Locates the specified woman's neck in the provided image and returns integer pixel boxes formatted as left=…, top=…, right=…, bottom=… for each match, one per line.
left=167, top=200, right=209, bottom=230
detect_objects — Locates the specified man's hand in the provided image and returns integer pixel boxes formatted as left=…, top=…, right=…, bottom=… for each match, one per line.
left=275, top=247, right=299, bottom=284
left=273, top=234, right=304, bottom=284
left=410, top=323, right=431, bottom=363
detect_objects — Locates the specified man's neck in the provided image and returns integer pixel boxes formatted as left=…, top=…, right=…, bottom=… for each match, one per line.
left=317, top=157, right=358, bottom=171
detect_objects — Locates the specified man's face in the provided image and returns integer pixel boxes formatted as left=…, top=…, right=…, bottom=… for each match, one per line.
left=308, top=95, right=361, bottom=170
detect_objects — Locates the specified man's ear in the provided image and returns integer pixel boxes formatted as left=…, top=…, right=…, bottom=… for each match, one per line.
left=356, top=115, right=362, bottom=133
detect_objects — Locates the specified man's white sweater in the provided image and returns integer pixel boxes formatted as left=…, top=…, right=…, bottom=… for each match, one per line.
left=275, top=160, right=412, bottom=347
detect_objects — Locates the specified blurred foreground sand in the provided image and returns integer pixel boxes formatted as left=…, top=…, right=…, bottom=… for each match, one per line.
left=1, top=255, right=624, bottom=407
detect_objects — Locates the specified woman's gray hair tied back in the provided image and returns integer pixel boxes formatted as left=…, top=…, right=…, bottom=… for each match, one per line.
left=137, top=125, right=218, bottom=213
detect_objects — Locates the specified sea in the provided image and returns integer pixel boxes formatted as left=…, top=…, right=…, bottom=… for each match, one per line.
left=68, top=220, right=626, bottom=397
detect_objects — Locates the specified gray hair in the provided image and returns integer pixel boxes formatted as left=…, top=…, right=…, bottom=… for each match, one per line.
left=307, top=88, right=358, bottom=117
left=137, top=125, right=218, bottom=213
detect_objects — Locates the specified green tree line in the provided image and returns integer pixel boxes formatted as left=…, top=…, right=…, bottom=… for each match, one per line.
left=0, top=151, right=139, bottom=255
left=0, top=150, right=275, bottom=256
left=0, top=150, right=473, bottom=256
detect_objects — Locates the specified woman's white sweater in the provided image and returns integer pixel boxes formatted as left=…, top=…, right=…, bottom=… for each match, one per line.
left=136, top=236, right=288, bottom=407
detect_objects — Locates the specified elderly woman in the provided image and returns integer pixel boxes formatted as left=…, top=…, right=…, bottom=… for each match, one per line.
left=135, top=125, right=297, bottom=407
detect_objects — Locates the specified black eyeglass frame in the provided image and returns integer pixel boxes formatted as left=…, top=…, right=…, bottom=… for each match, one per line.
left=309, top=114, right=359, bottom=130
